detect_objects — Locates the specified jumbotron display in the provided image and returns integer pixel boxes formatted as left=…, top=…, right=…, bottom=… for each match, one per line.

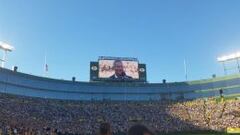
left=99, top=58, right=139, bottom=79
left=90, top=56, right=147, bottom=82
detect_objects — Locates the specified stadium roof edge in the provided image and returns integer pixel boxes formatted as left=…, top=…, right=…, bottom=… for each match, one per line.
left=1, top=67, right=240, bottom=86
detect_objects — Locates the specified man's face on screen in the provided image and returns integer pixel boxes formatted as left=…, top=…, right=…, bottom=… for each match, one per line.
left=114, top=61, right=124, bottom=76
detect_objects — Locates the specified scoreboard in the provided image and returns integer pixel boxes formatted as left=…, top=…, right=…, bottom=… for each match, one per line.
left=90, top=56, right=147, bottom=82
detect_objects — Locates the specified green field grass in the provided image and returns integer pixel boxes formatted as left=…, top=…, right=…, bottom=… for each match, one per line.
left=117, top=133, right=234, bottom=135
left=116, top=132, right=231, bottom=135
left=116, top=133, right=231, bottom=135
left=160, top=132, right=233, bottom=135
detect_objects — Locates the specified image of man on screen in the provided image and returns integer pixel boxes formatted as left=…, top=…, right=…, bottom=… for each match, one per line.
left=109, top=60, right=133, bottom=80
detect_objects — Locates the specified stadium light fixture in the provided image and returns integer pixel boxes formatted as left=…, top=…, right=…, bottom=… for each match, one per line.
left=217, top=51, right=240, bottom=75
left=0, top=41, right=14, bottom=68
left=0, top=41, right=14, bottom=52
left=217, top=52, right=240, bottom=62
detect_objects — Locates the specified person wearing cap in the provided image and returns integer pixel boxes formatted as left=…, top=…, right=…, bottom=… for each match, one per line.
left=99, top=122, right=112, bottom=135
left=128, top=124, right=154, bottom=135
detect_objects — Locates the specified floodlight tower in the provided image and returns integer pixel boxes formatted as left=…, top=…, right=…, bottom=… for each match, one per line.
left=0, top=41, right=14, bottom=68
left=217, top=52, right=240, bottom=75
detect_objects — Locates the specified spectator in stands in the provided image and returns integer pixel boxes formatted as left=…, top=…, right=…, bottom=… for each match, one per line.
left=0, top=93, right=239, bottom=135
left=128, top=125, right=154, bottom=135
left=110, top=60, right=132, bottom=80
left=99, top=122, right=112, bottom=135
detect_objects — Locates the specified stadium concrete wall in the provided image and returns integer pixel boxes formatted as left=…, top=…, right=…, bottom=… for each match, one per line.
left=0, top=68, right=239, bottom=100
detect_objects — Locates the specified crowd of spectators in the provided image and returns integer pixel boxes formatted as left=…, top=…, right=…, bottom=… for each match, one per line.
left=0, top=93, right=239, bottom=135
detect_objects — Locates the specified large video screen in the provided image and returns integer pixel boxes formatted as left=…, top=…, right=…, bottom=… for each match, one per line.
left=99, top=59, right=139, bottom=80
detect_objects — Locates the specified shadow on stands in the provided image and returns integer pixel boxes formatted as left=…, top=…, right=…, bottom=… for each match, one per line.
left=0, top=92, right=239, bottom=135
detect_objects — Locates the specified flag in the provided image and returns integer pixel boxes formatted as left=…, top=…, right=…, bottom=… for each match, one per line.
left=44, top=52, right=48, bottom=76
left=45, top=64, right=48, bottom=72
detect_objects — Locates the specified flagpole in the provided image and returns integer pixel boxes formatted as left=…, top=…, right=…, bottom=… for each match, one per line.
left=44, top=52, right=48, bottom=77
left=184, top=58, right=188, bottom=81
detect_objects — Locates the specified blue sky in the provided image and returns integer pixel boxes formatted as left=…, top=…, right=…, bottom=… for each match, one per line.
left=0, top=0, right=240, bottom=82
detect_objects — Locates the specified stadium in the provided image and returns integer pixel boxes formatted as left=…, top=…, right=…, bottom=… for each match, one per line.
left=0, top=54, right=239, bottom=135
left=1, top=1, right=240, bottom=135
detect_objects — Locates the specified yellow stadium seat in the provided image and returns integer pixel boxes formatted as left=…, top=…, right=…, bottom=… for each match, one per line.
left=227, top=127, right=240, bottom=134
